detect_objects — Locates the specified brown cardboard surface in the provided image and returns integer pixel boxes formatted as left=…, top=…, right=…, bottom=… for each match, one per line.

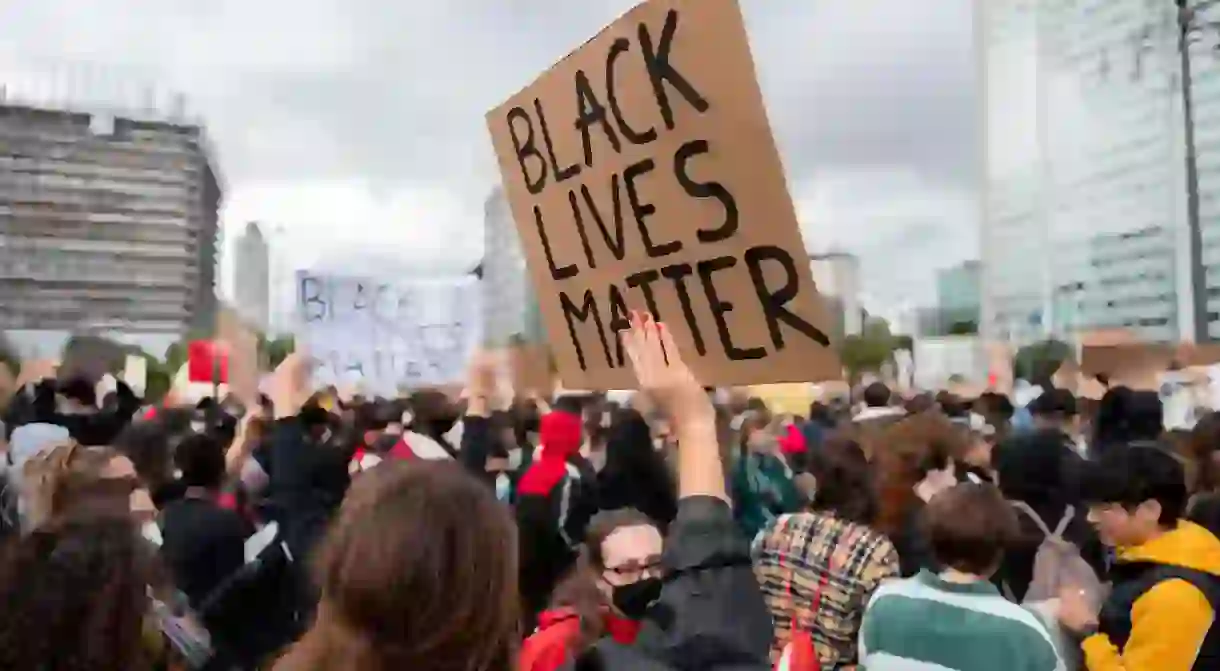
left=509, top=343, right=557, bottom=396
left=487, top=0, right=839, bottom=390
left=1081, top=343, right=1173, bottom=391
left=217, top=306, right=260, bottom=406
left=1174, top=343, right=1220, bottom=368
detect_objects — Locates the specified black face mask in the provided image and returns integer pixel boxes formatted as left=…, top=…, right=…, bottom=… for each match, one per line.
left=610, top=576, right=663, bottom=620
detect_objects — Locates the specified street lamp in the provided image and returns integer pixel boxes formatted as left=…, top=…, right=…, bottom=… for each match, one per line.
left=1176, top=0, right=1211, bottom=342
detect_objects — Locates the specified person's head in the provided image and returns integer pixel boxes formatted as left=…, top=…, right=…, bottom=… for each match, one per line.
left=1189, top=412, right=1220, bottom=494
left=737, top=410, right=775, bottom=457
left=903, top=393, right=936, bottom=415
left=936, top=391, right=970, bottom=420
left=863, top=382, right=892, bottom=409
left=1029, top=388, right=1079, bottom=435
left=276, top=461, right=518, bottom=671
left=1121, top=391, right=1164, bottom=442
left=806, top=437, right=877, bottom=525
left=0, top=511, right=158, bottom=671
left=924, top=483, right=1020, bottom=577
left=551, top=508, right=664, bottom=641
left=591, top=510, right=663, bottom=615
left=22, top=442, right=152, bottom=529
left=993, top=428, right=1077, bottom=510
left=976, top=392, right=1015, bottom=425
left=603, top=410, right=664, bottom=472
left=1081, top=444, right=1188, bottom=548
left=173, top=433, right=226, bottom=491
left=870, top=413, right=966, bottom=536
left=539, top=409, right=583, bottom=462
left=744, top=396, right=769, bottom=415
left=807, top=402, right=833, bottom=426
left=112, top=412, right=188, bottom=493
left=407, top=389, right=460, bottom=438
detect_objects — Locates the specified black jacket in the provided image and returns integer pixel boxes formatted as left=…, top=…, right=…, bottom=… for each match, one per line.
left=572, top=497, right=773, bottom=671
left=5, top=379, right=141, bottom=446
left=515, top=456, right=598, bottom=627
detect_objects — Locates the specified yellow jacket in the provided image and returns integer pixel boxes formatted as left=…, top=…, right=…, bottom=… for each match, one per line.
left=1084, top=520, right=1220, bottom=671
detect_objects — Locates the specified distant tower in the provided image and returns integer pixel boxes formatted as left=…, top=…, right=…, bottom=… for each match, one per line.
left=233, top=222, right=270, bottom=331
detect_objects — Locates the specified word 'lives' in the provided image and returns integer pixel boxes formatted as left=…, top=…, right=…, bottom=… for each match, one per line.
left=500, top=7, right=829, bottom=372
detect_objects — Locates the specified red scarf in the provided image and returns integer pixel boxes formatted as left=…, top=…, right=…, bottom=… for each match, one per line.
left=603, top=613, right=641, bottom=644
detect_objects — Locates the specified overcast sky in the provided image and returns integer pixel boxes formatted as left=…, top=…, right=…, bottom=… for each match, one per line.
left=0, top=0, right=978, bottom=312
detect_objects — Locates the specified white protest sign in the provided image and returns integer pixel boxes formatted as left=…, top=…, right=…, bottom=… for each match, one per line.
left=294, top=271, right=482, bottom=395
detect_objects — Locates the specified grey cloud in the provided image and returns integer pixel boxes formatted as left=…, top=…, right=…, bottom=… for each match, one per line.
left=0, top=0, right=978, bottom=296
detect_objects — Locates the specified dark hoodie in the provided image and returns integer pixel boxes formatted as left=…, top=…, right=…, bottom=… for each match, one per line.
left=596, top=410, right=677, bottom=532
left=516, top=410, right=598, bottom=627
left=992, top=429, right=1107, bottom=600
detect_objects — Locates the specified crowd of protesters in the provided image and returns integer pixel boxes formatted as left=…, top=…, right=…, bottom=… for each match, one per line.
left=0, top=314, right=1219, bottom=670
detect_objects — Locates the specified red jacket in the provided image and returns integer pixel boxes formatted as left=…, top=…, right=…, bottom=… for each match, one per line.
left=518, top=608, right=641, bottom=671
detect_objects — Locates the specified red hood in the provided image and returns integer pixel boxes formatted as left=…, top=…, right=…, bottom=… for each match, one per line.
left=778, top=423, right=806, bottom=455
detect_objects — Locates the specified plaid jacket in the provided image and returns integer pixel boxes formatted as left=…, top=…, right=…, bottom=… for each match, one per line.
left=752, top=511, right=899, bottom=669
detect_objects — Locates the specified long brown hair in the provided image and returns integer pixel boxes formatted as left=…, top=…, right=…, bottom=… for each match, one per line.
left=546, top=508, right=657, bottom=655
left=0, top=511, right=157, bottom=671
left=22, top=441, right=129, bottom=529
left=870, top=412, right=968, bottom=537
left=274, top=461, right=519, bottom=671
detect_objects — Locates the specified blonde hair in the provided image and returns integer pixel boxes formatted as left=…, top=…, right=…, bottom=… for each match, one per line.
left=22, top=441, right=119, bottom=530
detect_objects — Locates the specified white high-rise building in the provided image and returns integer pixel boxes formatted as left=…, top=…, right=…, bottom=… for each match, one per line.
left=233, top=221, right=270, bottom=331
left=979, top=0, right=1220, bottom=344
left=481, top=187, right=543, bottom=345
left=809, top=251, right=863, bottom=337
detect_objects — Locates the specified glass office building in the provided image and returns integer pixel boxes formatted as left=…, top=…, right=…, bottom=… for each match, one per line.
left=979, top=0, right=1220, bottom=343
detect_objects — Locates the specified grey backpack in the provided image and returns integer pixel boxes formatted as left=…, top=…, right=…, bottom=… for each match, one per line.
left=1009, top=502, right=1104, bottom=606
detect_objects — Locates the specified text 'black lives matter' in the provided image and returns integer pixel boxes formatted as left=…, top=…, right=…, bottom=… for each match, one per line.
left=501, top=7, right=829, bottom=372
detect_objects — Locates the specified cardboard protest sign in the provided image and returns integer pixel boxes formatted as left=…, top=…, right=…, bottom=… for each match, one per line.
left=218, top=306, right=261, bottom=407
left=509, top=343, right=556, bottom=397
left=295, top=271, right=482, bottom=395
left=487, top=0, right=839, bottom=390
left=1080, top=343, right=1174, bottom=383
left=1174, top=343, right=1220, bottom=368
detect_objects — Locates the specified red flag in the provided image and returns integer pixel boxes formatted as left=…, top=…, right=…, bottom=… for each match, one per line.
left=187, top=340, right=229, bottom=384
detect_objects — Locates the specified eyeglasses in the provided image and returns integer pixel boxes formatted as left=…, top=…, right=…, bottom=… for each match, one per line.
left=604, top=557, right=663, bottom=582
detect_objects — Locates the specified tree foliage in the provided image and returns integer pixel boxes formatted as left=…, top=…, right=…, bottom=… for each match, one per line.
left=261, top=334, right=295, bottom=369
left=947, top=320, right=979, bottom=336
left=839, top=317, right=898, bottom=379
left=1013, top=338, right=1071, bottom=384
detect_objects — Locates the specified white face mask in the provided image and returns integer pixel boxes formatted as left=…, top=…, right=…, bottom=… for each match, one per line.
left=141, top=521, right=163, bottom=547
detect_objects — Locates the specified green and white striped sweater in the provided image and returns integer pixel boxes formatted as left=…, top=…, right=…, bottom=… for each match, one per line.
left=859, top=570, right=1066, bottom=671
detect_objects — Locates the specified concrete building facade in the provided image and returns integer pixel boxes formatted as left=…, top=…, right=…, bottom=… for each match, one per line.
left=233, top=221, right=270, bottom=331
left=809, top=251, right=863, bottom=339
left=0, top=98, right=221, bottom=356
